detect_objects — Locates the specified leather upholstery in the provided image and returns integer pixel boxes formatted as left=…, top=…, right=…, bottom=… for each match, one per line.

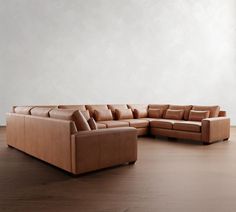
left=7, top=113, right=77, bottom=172
left=164, top=109, right=184, bottom=120
left=97, top=120, right=129, bottom=128
left=169, top=105, right=192, bottom=120
left=115, top=109, right=134, bottom=120
left=189, top=110, right=210, bottom=121
left=72, top=127, right=137, bottom=174
left=151, top=128, right=202, bottom=141
left=6, top=113, right=26, bottom=151
left=202, top=117, right=230, bottom=143
left=14, top=106, right=34, bottom=115
left=107, top=104, right=128, bottom=112
left=49, top=109, right=91, bottom=131
left=148, top=104, right=169, bottom=117
left=219, top=111, right=227, bottom=117
left=30, top=107, right=52, bottom=117
left=141, top=117, right=158, bottom=121
left=133, top=109, right=148, bottom=118
left=86, top=105, right=108, bottom=117
left=192, top=105, right=220, bottom=118
left=137, top=128, right=149, bottom=136
left=7, top=113, right=137, bottom=175
left=122, top=119, right=149, bottom=128
left=96, top=122, right=107, bottom=129
left=57, top=105, right=90, bottom=120
left=58, top=105, right=86, bottom=111
left=128, top=104, right=148, bottom=111
left=148, top=109, right=163, bottom=118
left=108, top=104, right=129, bottom=119
left=173, top=121, right=201, bottom=133
left=81, top=110, right=90, bottom=121
left=94, top=109, right=113, bottom=121
left=150, top=119, right=175, bottom=129
left=88, top=118, right=98, bottom=130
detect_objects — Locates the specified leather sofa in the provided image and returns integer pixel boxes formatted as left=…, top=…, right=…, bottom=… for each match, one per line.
left=6, top=104, right=230, bottom=174
left=6, top=106, right=137, bottom=175
left=57, top=104, right=230, bottom=144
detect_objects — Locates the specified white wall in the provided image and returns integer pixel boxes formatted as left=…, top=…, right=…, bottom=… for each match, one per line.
left=1, top=0, right=236, bottom=125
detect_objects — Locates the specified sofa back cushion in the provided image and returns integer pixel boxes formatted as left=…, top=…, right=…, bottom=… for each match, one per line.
left=88, top=118, right=98, bottom=130
left=189, top=110, right=210, bottom=121
left=127, top=104, right=148, bottom=118
left=80, top=110, right=90, bottom=121
left=128, top=104, right=148, bottom=111
left=107, top=104, right=128, bottom=119
left=192, top=105, right=220, bottom=118
left=107, top=104, right=128, bottom=111
left=58, top=105, right=86, bottom=111
left=169, top=105, right=192, bottom=120
left=94, top=109, right=113, bottom=122
left=30, top=107, right=52, bottom=117
left=57, top=105, right=90, bottom=120
left=116, top=109, right=134, bottom=120
left=164, top=109, right=184, bottom=120
left=219, top=111, right=227, bottom=117
left=14, top=106, right=34, bottom=115
left=148, top=104, right=169, bottom=118
left=86, top=105, right=108, bottom=117
left=133, top=108, right=148, bottom=118
left=49, top=109, right=91, bottom=131
left=148, top=109, right=163, bottom=118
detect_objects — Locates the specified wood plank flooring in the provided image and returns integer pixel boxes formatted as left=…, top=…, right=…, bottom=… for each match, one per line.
left=1, top=127, right=236, bottom=212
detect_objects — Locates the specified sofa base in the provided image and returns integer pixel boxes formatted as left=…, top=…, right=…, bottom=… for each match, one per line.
left=137, top=128, right=149, bottom=136
left=151, top=128, right=202, bottom=141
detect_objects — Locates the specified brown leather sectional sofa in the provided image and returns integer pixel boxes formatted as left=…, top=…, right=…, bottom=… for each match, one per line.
left=6, top=104, right=230, bottom=174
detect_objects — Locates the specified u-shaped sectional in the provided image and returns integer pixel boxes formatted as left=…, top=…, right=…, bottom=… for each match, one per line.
left=6, top=104, right=230, bottom=175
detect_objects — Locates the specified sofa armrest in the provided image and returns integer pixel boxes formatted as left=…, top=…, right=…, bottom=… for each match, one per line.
left=202, top=117, right=230, bottom=144
left=71, top=127, right=137, bottom=174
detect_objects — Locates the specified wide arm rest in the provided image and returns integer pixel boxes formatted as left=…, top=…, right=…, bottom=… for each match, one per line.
left=71, top=127, right=137, bottom=174
left=202, top=117, right=230, bottom=143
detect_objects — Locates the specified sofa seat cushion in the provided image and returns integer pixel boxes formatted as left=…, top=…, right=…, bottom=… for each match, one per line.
left=141, top=118, right=158, bottom=122
left=150, top=119, right=175, bottom=129
left=97, top=121, right=129, bottom=128
left=122, top=119, right=149, bottom=128
left=96, top=122, right=107, bottom=129
left=173, top=121, right=201, bottom=133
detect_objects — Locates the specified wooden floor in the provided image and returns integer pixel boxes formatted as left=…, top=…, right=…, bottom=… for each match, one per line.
left=1, top=127, right=236, bottom=212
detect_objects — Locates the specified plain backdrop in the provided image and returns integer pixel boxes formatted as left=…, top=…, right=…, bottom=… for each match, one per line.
left=0, top=0, right=236, bottom=125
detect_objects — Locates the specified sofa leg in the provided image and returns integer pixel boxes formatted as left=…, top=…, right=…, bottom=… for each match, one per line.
left=203, top=142, right=210, bottom=145
left=223, top=138, right=229, bottom=141
left=129, top=161, right=136, bottom=165
left=7, top=145, right=13, bottom=148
